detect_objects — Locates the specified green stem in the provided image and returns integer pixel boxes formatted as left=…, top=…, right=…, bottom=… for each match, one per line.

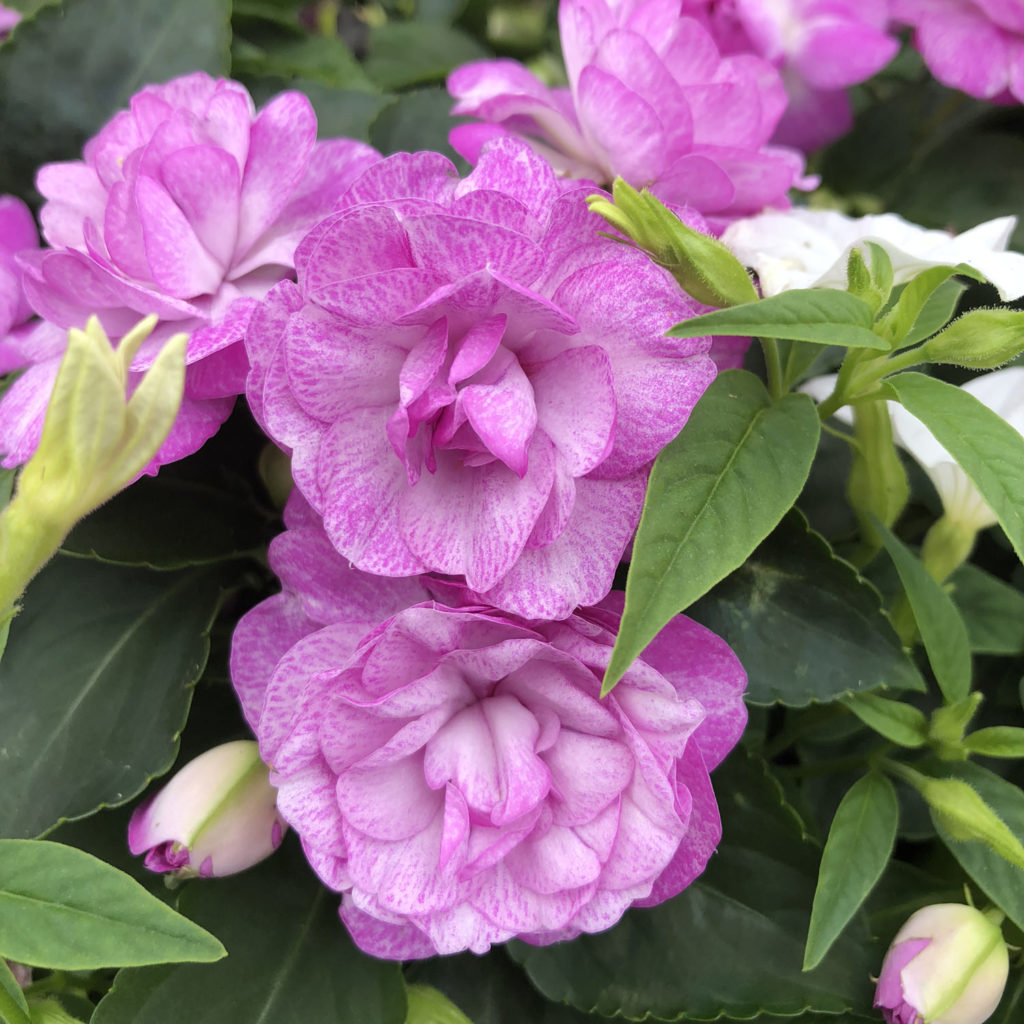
left=760, top=337, right=785, bottom=400
left=0, top=498, right=69, bottom=620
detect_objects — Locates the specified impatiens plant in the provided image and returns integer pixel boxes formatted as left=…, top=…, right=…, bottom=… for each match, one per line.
left=4, top=0, right=1024, bottom=1022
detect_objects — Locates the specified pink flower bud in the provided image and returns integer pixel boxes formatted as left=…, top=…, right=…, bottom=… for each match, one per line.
left=875, top=904, right=1009, bottom=1024
left=128, top=740, right=286, bottom=879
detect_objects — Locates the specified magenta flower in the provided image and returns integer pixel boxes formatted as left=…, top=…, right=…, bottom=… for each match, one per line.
left=0, top=5, right=18, bottom=39
left=245, top=138, right=716, bottom=619
left=893, top=0, right=1024, bottom=103
left=129, top=740, right=287, bottom=879
left=684, top=0, right=898, bottom=151
left=1, top=72, right=379, bottom=473
left=447, top=0, right=810, bottom=225
left=230, top=504, right=748, bottom=959
left=0, top=196, right=38, bottom=372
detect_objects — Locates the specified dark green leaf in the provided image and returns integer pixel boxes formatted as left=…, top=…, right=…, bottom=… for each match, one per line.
left=0, top=958, right=30, bottom=1024
left=932, top=763, right=1024, bottom=935
left=874, top=519, right=972, bottom=703
left=232, top=32, right=373, bottom=90
left=667, top=290, right=887, bottom=349
left=298, top=82, right=395, bottom=142
left=364, top=21, right=487, bottom=90
left=841, top=693, right=929, bottom=748
left=91, top=841, right=407, bottom=1024
left=63, top=474, right=270, bottom=569
left=0, top=557, right=230, bottom=839
left=949, top=562, right=1024, bottom=655
left=0, top=840, right=224, bottom=969
left=688, top=512, right=926, bottom=706
left=884, top=372, right=1024, bottom=565
left=0, top=0, right=231, bottom=196
left=804, top=773, right=898, bottom=970
left=370, top=86, right=466, bottom=164
left=510, top=751, right=877, bottom=1021
left=604, top=371, right=820, bottom=692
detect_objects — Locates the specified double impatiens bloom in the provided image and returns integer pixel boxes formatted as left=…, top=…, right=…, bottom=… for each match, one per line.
left=0, top=54, right=749, bottom=957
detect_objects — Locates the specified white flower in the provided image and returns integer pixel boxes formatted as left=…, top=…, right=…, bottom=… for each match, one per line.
left=889, top=367, right=1024, bottom=530
left=722, top=208, right=1024, bottom=300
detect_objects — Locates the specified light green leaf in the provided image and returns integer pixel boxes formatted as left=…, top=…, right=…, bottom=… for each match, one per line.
left=877, top=265, right=980, bottom=347
left=931, top=761, right=1024, bottom=934
left=884, top=371, right=1024, bottom=565
left=922, top=307, right=1024, bottom=369
left=406, top=986, right=474, bottom=1024
left=874, top=519, right=972, bottom=703
left=948, top=562, right=1024, bottom=655
left=0, top=840, right=225, bottom=969
left=91, top=842, right=406, bottom=1024
left=842, top=693, right=928, bottom=748
left=689, top=512, right=926, bottom=706
left=804, top=773, right=898, bottom=970
left=0, top=557, right=231, bottom=839
left=603, top=370, right=820, bottom=692
left=964, top=727, right=1024, bottom=759
left=0, top=958, right=30, bottom=1024
left=667, top=290, right=887, bottom=349
left=847, top=402, right=909, bottom=553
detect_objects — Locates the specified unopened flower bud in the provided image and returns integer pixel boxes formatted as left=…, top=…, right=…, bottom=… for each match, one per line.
left=874, top=904, right=1008, bottom=1024
left=128, top=741, right=285, bottom=879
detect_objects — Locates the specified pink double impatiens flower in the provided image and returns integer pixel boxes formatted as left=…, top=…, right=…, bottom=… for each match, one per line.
left=230, top=496, right=747, bottom=959
left=448, top=0, right=811, bottom=225
left=0, top=72, right=379, bottom=473
left=245, top=137, right=716, bottom=619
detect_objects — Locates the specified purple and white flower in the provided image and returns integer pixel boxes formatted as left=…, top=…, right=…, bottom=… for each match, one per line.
left=230, top=499, right=748, bottom=959
left=0, top=196, right=38, bottom=374
left=0, top=72, right=379, bottom=473
left=129, top=740, right=287, bottom=879
left=448, top=0, right=810, bottom=225
left=245, top=138, right=716, bottom=619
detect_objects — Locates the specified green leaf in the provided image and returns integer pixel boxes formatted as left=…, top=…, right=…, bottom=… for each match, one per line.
left=948, top=562, right=1024, bottom=655
left=964, top=727, right=1024, bottom=758
left=877, top=266, right=979, bottom=347
left=232, top=31, right=373, bottom=89
left=804, top=773, right=899, bottom=970
left=405, top=986, right=473, bottom=1024
left=929, top=761, right=1024, bottom=932
left=91, top=841, right=407, bottom=1024
left=0, top=840, right=225, bottom=969
left=842, top=693, right=929, bottom=748
left=369, top=86, right=466, bottom=165
left=364, top=21, right=487, bottom=90
left=509, top=751, right=878, bottom=1021
left=922, top=308, right=1024, bottom=369
left=874, top=519, right=972, bottom=703
left=688, top=512, right=926, bottom=706
left=62, top=474, right=270, bottom=569
left=604, top=370, right=820, bottom=692
left=0, top=0, right=231, bottom=195
left=667, top=290, right=887, bottom=349
left=884, top=371, right=1024, bottom=564
left=845, top=242, right=893, bottom=314
left=0, top=557, right=231, bottom=839
left=0, top=958, right=30, bottom=1024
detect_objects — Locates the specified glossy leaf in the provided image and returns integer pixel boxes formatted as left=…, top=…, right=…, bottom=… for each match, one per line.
left=510, top=751, right=877, bottom=1021
left=667, top=290, right=886, bottom=349
left=884, top=372, right=1024, bottom=565
left=949, top=563, right=1024, bottom=655
left=804, top=773, right=899, bottom=970
left=0, top=840, right=224, bottom=969
left=0, top=557, right=231, bottom=839
left=874, top=519, right=972, bottom=703
left=604, top=371, right=820, bottom=692
left=0, top=0, right=231, bottom=195
left=91, top=841, right=407, bottom=1024
left=689, top=512, right=926, bottom=706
